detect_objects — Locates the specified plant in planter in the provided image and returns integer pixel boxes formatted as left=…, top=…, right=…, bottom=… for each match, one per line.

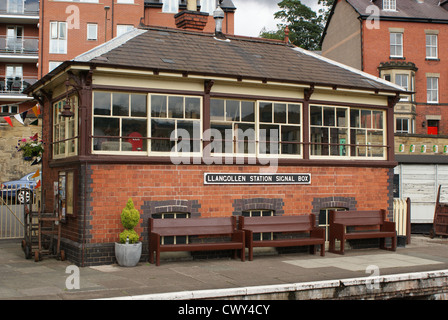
left=16, top=134, right=44, bottom=163
left=115, top=198, right=142, bottom=267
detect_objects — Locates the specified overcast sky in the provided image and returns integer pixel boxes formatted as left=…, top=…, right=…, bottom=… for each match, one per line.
left=232, top=0, right=321, bottom=37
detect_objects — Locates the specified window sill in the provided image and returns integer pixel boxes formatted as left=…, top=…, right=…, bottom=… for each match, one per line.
left=425, top=58, right=440, bottom=61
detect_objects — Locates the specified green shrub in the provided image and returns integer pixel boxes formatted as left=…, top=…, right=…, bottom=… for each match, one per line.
left=119, top=198, right=140, bottom=244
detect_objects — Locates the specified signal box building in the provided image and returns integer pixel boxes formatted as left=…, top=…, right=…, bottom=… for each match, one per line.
left=26, top=19, right=405, bottom=266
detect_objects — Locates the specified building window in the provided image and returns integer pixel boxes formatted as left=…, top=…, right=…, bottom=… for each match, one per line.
left=151, top=94, right=201, bottom=154
left=390, top=32, right=403, bottom=57
left=93, top=92, right=148, bottom=152
left=319, top=208, right=347, bottom=241
left=1, top=105, right=18, bottom=114
left=117, top=0, right=134, bottom=3
left=310, top=105, right=385, bottom=159
left=7, top=0, right=24, bottom=14
left=242, top=210, right=274, bottom=241
left=383, top=0, right=396, bottom=11
left=162, top=0, right=179, bottom=13
left=259, top=101, right=302, bottom=156
left=5, top=65, right=23, bottom=92
left=395, top=74, right=409, bottom=101
left=50, top=21, right=67, bottom=54
left=427, top=120, right=439, bottom=135
left=395, top=118, right=410, bottom=134
left=116, top=25, right=134, bottom=37
left=87, top=24, right=98, bottom=40
left=49, top=61, right=62, bottom=73
left=426, top=34, right=438, bottom=59
left=427, top=77, right=439, bottom=103
left=200, top=0, right=216, bottom=14
left=152, top=212, right=190, bottom=245
left=53, top=97, right=78, bottom=158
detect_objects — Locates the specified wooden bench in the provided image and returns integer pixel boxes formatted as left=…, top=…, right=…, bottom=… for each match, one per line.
left=148, top=217, right=245, bottom=266
left=329, top=210, right=397, bottom=255
left=239, top=215, right=325, bottom=261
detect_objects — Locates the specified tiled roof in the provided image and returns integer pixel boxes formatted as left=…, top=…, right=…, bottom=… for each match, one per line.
left=71, top=27, right=404, bottom=93
left=347, top=0, right=448, bottom=20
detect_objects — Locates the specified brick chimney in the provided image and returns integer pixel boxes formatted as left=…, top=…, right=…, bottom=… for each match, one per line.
left=174, top=0, right=209, bottom=31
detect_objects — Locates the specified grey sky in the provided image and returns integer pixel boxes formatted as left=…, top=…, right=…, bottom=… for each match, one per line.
left=232, top=0, right=321, bottom=37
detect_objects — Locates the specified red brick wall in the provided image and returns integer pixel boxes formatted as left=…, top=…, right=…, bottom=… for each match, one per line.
left=81, top=164, right=392, bottom=244
left=362, top=20, right=448, bottom=135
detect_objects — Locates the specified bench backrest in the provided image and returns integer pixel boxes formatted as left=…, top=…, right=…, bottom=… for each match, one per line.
left=239, top=215, right=316, bottom=233
left=329, top=210, right=387, bottom=227
left=149, top=217, right=237, bottom=236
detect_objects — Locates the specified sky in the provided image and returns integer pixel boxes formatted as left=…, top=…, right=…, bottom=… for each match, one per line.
left=232, top=0, right=321, bottom=37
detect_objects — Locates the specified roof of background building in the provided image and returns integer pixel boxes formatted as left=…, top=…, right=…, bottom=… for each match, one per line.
left=27, top=26, right=405, bottom=94
left=347, top=0, right=448, bottom=20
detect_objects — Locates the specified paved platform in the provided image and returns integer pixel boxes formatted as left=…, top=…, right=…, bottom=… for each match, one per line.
left=1, top=235, right=448, bottom=300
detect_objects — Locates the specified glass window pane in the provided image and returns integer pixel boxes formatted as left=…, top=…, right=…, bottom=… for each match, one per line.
left=168, top=96, right=183, bottom=118
left=130, top=94, right=147, bottom=117
left=361, top=110, right=372, bottom=128
left=288, top=104, right=300, bottom=124
left=241, top=101, right=255, bottom=122
left=177, top=120, right=200, bottom=152
left=151, top=95, right=167, bottom=118
left=151, top=119, right=175, bottom=152
left=93, top=117, right=119, bottom=150
left=310, top=127, right=328, bottom=156
left=112, top=93, right=129, bottom=116
left=336, top=108, right=347, bottom=127
left=236, top=123, right=255, bottom=154
left=310, top=106, right=322, bottom=125
left=210, top=99, right=224, bottom=120
left=226, top=100, right=240, bottom=121
left=259, top=102, right=272, bottom=123
left=259, top=124, right=279, bottom=154
left=122, top=118, right=147, bottom=151
left=323, top=107, right=335, bottom=126
left=350, top=109, right=360, bottom=128
left=274, top=103, right=287, bottom=123
left=210, top=123, right=232, bottom=153
left=281, top=126, right=300, bottom=155
left=373, top=111, right=383, bottom=129
left=94, top=92, right=111, bottom=115
left=185, top=97, right=200, bottom=119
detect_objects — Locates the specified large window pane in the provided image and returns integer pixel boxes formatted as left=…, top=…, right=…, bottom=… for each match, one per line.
left=288, top=104, right=300, bottom=124
left=241, top=101, right=255, bottom=122
left=185, top=97, right=200, bottom=119
left=281, top=126, right=300, bottom=155
left=93, top=117, right=119, bottom=150
left=131, top=94, right=147, bottom=117
left=94, top=92, right=111, bottom=115
left=113, top=93, right=129, bottom=116
left=168, top=96, right=183, bottom=118
left=151, top=119, right=175, bottom=152
left=122, top=118, right=147, bottom=151
left=259, top=102, right=272, bottom=123
left=274, top=103, right=287, bottom=124
left=151, top=95, right=167, bottom=118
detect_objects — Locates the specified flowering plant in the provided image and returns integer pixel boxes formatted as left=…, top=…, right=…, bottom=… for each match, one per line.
left=16, top=134, right=44, bottom=162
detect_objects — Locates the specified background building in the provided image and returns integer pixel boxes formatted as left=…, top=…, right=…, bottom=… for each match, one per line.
left=321, top=0, right=448, bottom=231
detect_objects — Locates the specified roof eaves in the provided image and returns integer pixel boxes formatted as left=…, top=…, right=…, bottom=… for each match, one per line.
left=291, top=46, right=405, bottom=93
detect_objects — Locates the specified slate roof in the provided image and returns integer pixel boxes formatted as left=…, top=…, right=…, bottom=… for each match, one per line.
left=347, top=0, right=448, bottom=20
left=28, top=26, right=405, bottom=94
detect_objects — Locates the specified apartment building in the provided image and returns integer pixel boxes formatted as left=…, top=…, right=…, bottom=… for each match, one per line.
left=321, top=0, right=448, bottom=230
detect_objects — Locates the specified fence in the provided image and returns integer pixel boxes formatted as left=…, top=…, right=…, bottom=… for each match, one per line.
left=393, top=198, right=411, bottom=245
left=0, top=186, right=38, bottom=240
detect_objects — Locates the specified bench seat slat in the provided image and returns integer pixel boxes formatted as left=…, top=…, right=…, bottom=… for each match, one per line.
left=157, top=242, right=244, bottom=252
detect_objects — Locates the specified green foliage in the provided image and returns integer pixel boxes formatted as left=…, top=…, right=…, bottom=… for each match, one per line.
left=119, top=229, right=139, bottom=244
left=259, top=0, right=335, bottom=51
left=119, top=198, right=140, bottom=244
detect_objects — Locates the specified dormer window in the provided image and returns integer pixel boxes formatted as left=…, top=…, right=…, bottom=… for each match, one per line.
left=383, top=0, right=396, bottom=11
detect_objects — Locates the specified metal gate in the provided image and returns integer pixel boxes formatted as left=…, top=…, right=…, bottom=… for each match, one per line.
left=0, top=186, right=39, bottom=239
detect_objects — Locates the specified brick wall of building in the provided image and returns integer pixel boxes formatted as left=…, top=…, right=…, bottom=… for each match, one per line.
left=362, top=20, right=448, bottom=135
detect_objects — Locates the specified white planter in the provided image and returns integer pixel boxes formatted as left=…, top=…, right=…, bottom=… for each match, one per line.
left=115, top=242, right=142, bottom=267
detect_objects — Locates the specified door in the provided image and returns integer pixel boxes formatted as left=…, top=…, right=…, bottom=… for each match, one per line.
left=6, top=26, right=24, bottom=52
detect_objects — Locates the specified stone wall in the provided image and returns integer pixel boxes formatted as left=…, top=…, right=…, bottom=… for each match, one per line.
left=395, top=133, right=448, bottom=155
left=0, top=120, right=42, bottom=182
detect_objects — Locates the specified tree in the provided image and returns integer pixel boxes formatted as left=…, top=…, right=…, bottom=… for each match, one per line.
left=259, top=0, right=335, bottom=51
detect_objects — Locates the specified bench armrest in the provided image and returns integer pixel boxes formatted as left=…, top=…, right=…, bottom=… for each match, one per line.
left=329, top=222, right=345, bottom=240
left=381, top=221, right=396, bottom=233
left=232, top=230, right=245, bottom=245
left=310, top=227, right=325, bottom=239
left=149, top=232, right=161, bottom=251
